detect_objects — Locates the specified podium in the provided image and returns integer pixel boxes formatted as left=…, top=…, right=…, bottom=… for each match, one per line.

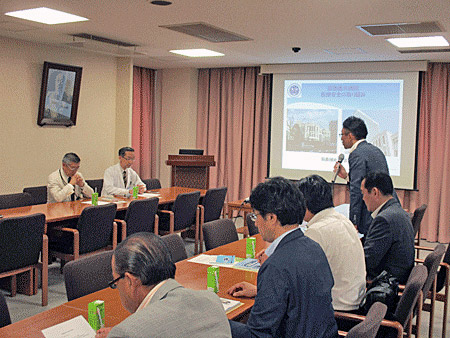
left=166, top=155, right=216, bottom=189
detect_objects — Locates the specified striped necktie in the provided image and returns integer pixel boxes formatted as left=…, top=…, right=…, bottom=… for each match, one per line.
left=123, top=170, right=127, bottom=188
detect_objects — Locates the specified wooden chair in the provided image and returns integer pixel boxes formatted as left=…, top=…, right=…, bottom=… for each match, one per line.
left=0, top=192, right=33, bottom=209
left=410, top=204, right=427, bottom=251
left=0, top=214, right=48, bottom=306
left=115, top=197, right=159, bottom=240
left=63, top=251, right=113, bottom=301
left=335, top=265, right=428, bottom=338
left=49, top=203, right=118, bottom=268
left=202, top=219, right=239, bottom=251
left=85, top=179, right=103, bottom=195
left=339, top=302, right=387, bottom=338
left=413, top=243, right=449, bottom=338
left=158, top=191, right=201, bottom=254
left=161, top=234, right=188, bottom=263
left=198, top=187, right=227, bottom=252
left=23, top=186, right=47, bottom=205
left=142, top=178, right=162, bottom=190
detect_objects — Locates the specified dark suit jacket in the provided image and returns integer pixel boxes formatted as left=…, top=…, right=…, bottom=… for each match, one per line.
left=363, top=198, right=415, bottom=284
left=229, top=229, right=337, bottom=338
left=348, top=140, right=391, bottom=235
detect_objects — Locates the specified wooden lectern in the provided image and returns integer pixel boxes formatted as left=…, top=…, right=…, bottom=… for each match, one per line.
left=166, top=155, right=216, bottom=189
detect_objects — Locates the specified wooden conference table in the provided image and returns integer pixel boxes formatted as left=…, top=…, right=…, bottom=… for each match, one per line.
left=0, top=186, right=207, bottom=231
left=0, top=235, right=266, bottom=337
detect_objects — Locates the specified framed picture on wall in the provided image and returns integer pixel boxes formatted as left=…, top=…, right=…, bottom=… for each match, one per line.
left=37, top=61, right=82, bottom=126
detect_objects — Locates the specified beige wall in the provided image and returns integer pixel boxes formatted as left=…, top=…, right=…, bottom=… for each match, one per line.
left=159, top=68, right=198, bottom=187
left=0, top=36, right=198, bottom=194
left=0, top=37, right=121, bottom=193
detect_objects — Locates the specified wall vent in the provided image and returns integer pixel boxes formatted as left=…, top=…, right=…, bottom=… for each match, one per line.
left=71, top=33, right=138, bottom=47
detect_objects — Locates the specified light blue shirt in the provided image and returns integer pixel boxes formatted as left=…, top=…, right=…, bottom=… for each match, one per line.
left=265, top=228, right=300, bottom=257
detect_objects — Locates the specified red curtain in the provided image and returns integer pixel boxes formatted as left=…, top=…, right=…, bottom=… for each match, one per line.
left=197, top=67, right=271, bottom=202
left=132, top=66, right=157, bottom=179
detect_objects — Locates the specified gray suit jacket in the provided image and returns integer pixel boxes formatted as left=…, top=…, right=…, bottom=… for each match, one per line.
left=107, top=279, right=232, bottom=338
left=348, top=140, right=391, bottom=235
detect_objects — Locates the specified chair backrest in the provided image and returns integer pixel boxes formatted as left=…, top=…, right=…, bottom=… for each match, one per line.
left=172, top=191, right=201, bottom=231
left=77, top=203, right=117, bottom=254
left=0, top=192, right=33, bottom=210
left=63, top=250, right=113, bottom=301
left=436, top=243, right=450, bottom=292
left=22, top=186, right=47, bottom=205
left=410, top=204, right=427, bottom=236
left=0, top=292, right=11, bottom=328
left=85, top=179, right=103, bottom=195
left=246, top=213, right=259, bottom=236
left=0, top=213, right=46, bottom=273
left=161, top=233, right=188, bottom=263
left=421, top=244, right=446, bottom=303
left=393, top=264, right=428, bottom=326
left=142, top=178, right=162, bottom=190
left=125, top=198, right=159, bottom=236
left=346, top=302, right=387, bottom=338
left=202, top=218, right=239, bottom=251
left=201, top=187, right=227, bottom=222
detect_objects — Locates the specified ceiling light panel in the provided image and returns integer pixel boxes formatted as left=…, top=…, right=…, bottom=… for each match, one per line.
left=5, top=7, right=88, bottom=25
left=169, top=49, right=224, bottom=57
left=387, top=36, right=449, bottom=48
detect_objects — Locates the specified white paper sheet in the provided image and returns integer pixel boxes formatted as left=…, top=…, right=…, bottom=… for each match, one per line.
left=41, top=315, right=95, bottom=338
left=81, top=200, right=111, bottom=206
left=138, top=193, right=161, bottom=198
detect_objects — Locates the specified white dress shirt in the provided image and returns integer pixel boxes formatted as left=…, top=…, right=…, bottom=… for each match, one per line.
left=101, top=163, right=145, bottom=196
left=47, top=168, right=93, bottom=203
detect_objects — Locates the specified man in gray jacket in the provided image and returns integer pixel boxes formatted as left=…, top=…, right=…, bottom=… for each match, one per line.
left=95, top=232, right=231, bottom=338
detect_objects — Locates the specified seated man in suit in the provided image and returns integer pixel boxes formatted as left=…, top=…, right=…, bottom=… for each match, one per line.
left=102, top=147, right=146, bottom=197
left=298, top=174, right=366, bottom=312
left=47, top=152, right=93, bottom=203
left=227, top=177, right=337, bottom=338
left=362, top=172, right=415, bottom=284
left=95, top=232, right=231, bottom=338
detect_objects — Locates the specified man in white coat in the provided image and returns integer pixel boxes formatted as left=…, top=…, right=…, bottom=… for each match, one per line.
left=102, top=147, right=146, bottom=197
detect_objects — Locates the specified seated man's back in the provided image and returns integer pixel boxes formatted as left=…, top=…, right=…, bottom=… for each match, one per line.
left=108, top=279, right=231, bottom=338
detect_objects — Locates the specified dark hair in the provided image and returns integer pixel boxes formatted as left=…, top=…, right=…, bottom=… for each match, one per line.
left=113, top=232, right=176, bottom=286
left=342, top=116, right=368, bottom=140
left=297, top=175, right=334, bottom=214
left=363, top=172, right=394, bottom=196
left=119, top=147, right=135, bottom=157
left=249, top=176, right=305, bottom=226
left=62, top=152, right=80, bottom=164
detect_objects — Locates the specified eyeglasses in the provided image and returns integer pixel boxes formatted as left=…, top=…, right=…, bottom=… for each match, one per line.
left=65, top=163, right=80, bottom=171
left=339, top=132, right=350, bottom=137
left=122, top=156, right=135, bottom=162
left=108, top=274, right=125, bottom=289
left=249, top=212, right=261, bottom=222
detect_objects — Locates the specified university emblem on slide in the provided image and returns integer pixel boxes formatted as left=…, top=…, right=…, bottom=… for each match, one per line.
left=287, top=83, right=302, bottom=98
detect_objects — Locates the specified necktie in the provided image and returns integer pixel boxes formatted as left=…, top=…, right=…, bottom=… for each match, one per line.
left=123, top=170, right=127, bottom=188
left=68, top=177, right=76, bottom=201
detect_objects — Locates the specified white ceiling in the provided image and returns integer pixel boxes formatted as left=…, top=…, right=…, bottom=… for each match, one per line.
left=1, top=0, right=449, bottom=69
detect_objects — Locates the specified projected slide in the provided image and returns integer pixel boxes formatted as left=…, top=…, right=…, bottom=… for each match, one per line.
left=283, top=80, right=402, bottom=175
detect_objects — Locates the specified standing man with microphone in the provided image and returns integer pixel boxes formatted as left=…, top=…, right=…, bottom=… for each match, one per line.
left=334, top=116, right=393, bottom=235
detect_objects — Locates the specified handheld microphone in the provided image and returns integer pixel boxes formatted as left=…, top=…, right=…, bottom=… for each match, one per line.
left=331, top=154, right=345, bottom=184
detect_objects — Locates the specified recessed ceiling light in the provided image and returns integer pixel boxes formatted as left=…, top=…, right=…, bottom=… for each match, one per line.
left=5, top=7, right=88, bottom=25
left=387, top=36, right=449, bottom=48
left=169, top=49, right=224, bottom=57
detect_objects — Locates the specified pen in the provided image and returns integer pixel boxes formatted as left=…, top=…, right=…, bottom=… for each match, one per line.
left=97, top=307, right=104, bottom=328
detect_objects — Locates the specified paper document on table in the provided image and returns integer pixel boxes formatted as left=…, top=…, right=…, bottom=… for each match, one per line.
left=81, top=200, right=111, bottom=206
left=188, top=254, right=220, bottom=265
left=138, top=193, right=161, bottom=198
left=233, top=258, right=260, bottom=272
left=42, top=315, right=95, bottom=338
left=220, top=297, right=243, bottom=313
